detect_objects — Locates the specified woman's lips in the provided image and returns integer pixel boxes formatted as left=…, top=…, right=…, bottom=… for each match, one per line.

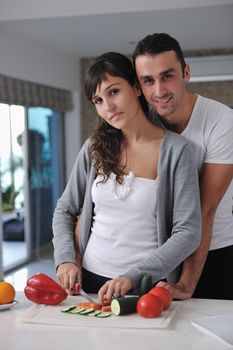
left=110, top=112, right=123, bottom=120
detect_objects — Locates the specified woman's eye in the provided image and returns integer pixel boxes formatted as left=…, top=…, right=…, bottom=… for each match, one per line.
left=110, top=88, right=119, bottom=95
left=93, top=98, right=102, bottom=105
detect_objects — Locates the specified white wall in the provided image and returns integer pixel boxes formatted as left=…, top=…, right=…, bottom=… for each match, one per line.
left=187, top=55, right=233, bottom=82
left=65, top=89, right=81, bottom=179
left=0, top=28, right=79, bottom=90
left=0, top=27, right=81, bottom=178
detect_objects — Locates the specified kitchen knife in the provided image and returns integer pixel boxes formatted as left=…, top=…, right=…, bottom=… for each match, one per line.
left=73, top=282, right=95, bottom=303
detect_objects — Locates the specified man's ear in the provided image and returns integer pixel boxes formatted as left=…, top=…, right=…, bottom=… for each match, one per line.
left=184, top=64, right=190, bottom=82
left=134, top=83, right=142, bottom=96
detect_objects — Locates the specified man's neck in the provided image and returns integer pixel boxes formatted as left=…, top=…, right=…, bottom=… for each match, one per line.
left=160, top=93, right=197, bottom=134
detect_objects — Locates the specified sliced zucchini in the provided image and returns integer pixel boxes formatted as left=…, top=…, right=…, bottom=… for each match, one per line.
left=87, top=310, right=102, bottom=317
left=111, top=296, right=139, bottom=316
left=79, top=307, right=95, bottom=315
left=95, top=312, right=112, bottom=318
left=69, top=307, right=85, bottom=314
left=138, top=274, right=153, bottom=296
left=61, top=305, right=77, bottom=313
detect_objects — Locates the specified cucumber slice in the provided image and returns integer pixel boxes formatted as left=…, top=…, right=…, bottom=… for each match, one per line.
left=69, top=307, right=85, bottom=314
left=61, top=305, right=76, bottom=313
left=111, top=296, right=138, bottom=316
left=87, top=310, right=102, bottom=316
left=95, top=312, right=112, bottom=318
left=79, top=308, right=95, bottom=315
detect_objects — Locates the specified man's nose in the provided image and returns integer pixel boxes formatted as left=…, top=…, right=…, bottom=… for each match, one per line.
left=153, top=81, right=166, bottom=97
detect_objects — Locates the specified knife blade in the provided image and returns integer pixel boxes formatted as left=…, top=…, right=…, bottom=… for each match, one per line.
left=72, top=282, right=95, bottom=303
left=79, top=288, right=95, bottom=303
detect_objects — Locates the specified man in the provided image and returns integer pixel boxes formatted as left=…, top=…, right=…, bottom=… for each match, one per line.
left=133, top=33, right=233, bottom=300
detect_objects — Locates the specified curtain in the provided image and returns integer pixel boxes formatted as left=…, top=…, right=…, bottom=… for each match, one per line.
left=0, top=74, right=73, bottom=111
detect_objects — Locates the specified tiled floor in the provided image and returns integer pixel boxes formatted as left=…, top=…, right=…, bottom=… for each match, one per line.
left=4, top=246, right=56, bottom=291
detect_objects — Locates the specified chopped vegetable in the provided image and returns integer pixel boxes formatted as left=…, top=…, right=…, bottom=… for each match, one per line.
left=61, top=305, right=77, bottom=312
left=111, top=296, right=139, bottom=316
left=95, top=312, right=112, bottom=318
left=76, top=302, right=93, bottom=308
left=79, top=307, right=95, bottom=315
left=87, top=310, right=102, bottom=316
left=69, top=307, right=85, bottom=314
left=101, top=305, right=111, bottom=312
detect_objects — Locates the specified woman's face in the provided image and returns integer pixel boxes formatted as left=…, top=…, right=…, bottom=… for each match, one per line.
left=92, top=74, right=142, bottom=129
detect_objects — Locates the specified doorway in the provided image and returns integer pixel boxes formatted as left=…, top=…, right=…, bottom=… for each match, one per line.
left=0, top=104, right=65, bottom=274
left=0, top=104, right=28, bottom=271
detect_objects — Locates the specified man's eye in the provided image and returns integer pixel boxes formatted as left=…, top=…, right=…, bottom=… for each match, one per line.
left=143, top=78, right=154, bottom=86
left=162, top=74, right=173, bottom=81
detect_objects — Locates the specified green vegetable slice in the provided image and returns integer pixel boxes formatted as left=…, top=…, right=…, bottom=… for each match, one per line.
left=79, top=308, right=95, bottom=315
left=87, top=310, right=102, bottom=316
left=61, top=305, right=77, bottom=313
left=69, top=307, right=86, bottom=314
left=95, top=312, right=112, bottom=318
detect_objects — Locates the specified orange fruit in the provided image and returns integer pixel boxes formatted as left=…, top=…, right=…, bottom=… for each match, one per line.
left=0, top=281, right=16, bottom=304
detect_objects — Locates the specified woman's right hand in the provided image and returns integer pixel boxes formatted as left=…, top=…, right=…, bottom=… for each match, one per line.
left=56, top=262, right=81, bottom=295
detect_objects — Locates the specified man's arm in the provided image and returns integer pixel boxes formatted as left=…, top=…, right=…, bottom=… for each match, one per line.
left=157, top=163, right=233, bottom=299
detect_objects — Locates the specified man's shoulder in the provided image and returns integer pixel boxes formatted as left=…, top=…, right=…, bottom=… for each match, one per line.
left=197, top=95, right=233, bottom=115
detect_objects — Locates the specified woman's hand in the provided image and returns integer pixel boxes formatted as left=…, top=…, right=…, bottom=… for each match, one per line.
left=56, top=262, right=81, bottom=295
left=98, top=276, right=133, bottom=304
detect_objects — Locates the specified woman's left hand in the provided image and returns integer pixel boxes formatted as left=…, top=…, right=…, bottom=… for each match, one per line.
left=98, top=276, right=133, bottom=305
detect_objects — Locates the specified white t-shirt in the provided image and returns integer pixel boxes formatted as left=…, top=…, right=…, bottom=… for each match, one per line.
left=82, top=173, right=158, bottom=278
left=182, top=95, right=233, bottom=250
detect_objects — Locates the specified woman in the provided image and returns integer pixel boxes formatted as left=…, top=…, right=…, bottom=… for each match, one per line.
left=52, top=52, right=201, bottom=303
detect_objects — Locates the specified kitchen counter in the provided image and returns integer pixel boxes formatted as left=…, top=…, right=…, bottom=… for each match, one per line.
left=0, top=292, right=233, bottom=350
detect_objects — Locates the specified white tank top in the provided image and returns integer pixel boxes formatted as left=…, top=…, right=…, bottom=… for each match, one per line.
left=82, top=172, right=158, bottom=278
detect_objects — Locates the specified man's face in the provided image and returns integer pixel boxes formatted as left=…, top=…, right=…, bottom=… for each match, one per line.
left=135, top=51, right=190, bottom=120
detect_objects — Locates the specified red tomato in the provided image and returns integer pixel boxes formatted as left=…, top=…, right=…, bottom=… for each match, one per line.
left=149, top=286, right=172, bottom=311
left=137, top=293, right=163, bottom=318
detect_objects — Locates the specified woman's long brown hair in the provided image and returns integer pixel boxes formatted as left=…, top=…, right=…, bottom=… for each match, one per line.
left=84, top=52, right=148, bottom=184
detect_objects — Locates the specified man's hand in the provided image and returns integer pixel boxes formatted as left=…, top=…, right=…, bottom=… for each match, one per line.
left=56, top=262, right=81, bottom=295
left=98, top=277, right=133, bottom=305
left=156, top=280, right=193, bottom=300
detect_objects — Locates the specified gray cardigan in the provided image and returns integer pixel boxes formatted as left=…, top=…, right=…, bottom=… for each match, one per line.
left=52, top=130, right=201, bottom=289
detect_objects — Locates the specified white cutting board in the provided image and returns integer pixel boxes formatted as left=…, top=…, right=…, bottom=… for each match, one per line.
left=18, top=296, right=181, bottom=329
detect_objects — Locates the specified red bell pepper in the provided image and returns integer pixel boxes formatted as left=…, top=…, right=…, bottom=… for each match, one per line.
left=24, top=273, right=67, bottom=305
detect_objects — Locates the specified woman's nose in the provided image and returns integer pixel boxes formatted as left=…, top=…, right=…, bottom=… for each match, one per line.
left=105, top=100, right=115, bottom=112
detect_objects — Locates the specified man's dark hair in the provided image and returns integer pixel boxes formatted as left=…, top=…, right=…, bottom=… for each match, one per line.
left=133, top=33, right=186, bottom=75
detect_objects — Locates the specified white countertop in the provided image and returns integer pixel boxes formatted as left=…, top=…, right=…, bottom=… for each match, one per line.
left=0, top=292, right=233, bottom=350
